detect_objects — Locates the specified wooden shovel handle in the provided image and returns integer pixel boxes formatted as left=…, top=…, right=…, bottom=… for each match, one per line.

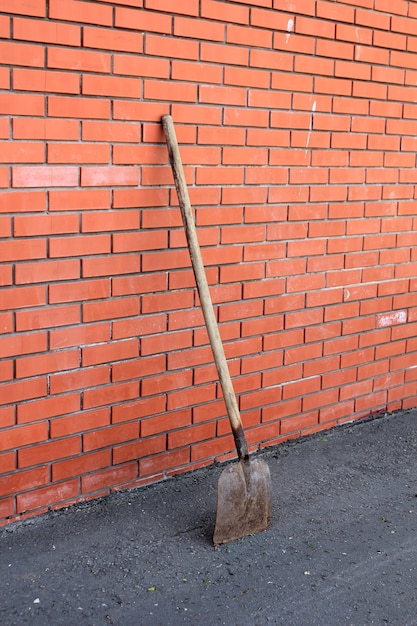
left=162, top=114, right=249, bottom=463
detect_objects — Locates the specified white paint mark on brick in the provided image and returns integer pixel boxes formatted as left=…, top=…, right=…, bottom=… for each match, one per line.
left=376, top=310, right=407, bottom=327
left=305, top=100, right=317, bottom=155
left=286, top=19, right=294, bottom=43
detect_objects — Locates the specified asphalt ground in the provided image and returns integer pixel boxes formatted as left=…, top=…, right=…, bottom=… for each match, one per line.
left=1, top=409, right=416, bottom=625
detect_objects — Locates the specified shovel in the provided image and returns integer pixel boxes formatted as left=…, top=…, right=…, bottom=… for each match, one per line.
left=162, top=115, right=272, bottom=546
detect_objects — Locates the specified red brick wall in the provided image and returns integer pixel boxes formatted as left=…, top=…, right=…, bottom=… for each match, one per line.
left=1, top=0, right=417, bottom=525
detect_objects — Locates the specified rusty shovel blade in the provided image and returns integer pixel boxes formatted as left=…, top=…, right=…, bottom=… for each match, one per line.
left=213, top=457, right=272, bottom=546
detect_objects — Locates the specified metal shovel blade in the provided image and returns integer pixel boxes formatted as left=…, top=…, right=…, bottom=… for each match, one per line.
left=213, top=457, right=272, bottom=546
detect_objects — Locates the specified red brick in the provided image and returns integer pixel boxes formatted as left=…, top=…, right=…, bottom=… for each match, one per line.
left=287, top=238, right=326, bottom=258
left=0, top=377, right=41, bottom=409
left=317, top=0, right=354, bottom=22
left=0, top=310, right=14, bottom=334
left=80, top=166, right=138, bottom=187
left=249, top=91, right=292, bottom=115
left=50, top=363, right=110, bottom=392
left=250, top=5, right=289, bottom=28
left=144, top=0, right=198, bottom=15
left=175, top=15, right=225, bottom=42
left=139, top=407, right=188, bottom=437
left=116, top=5, right=170, bottom=31
left=16, top=304, right=79, bottom=332
left=0, top=14, right=8, bottom=35
left=82, top=420, right=139, bottom=452
left=144, top=78, right=197, bottom=102
left=82, top=255, right=141, bottom=279
left=83, top=297, right=139, bottom=323
left=12, top=166, right=78, bottom=188
left=281, top=410, right=319, bottom=434
left=81, top=121, right=138, bottom=144
left=225, top=107, right=270, bottom=129
left=48, top=51, right=108, bottom=77
left=140, top=448, right=190, bottom=476
left=113, top=434, right=166, bottom=465
left=17, top=480, right=79, bottom=514
left=83, top=381, right=139, bottom=410
left=224, top=65, right=270, bottom=89
left=48, top=143, right=109, bottom=164
left=0, top=216, right=11, bottom=237
left=0, top=422, right=48, bottom=453
left=111, top=396, right=165, bottom=426
left=203, top=0, right=249, bottom=24
left=320, top=400, right=355, bottom=424
left=167, top=309, right=204, bottom=333
left=306, top=286, right=343, bottom=308
left=0, top=285, right=46, bottom=312
left=15, top=17, right=80, bottom=45
left=45, top=322, right=96, bottom=363
left=82, top=339, right=138, bottom=367
left=83, top=24, right=142, bottom=52
left=249, top=50, right=292, bottom=71
left=53, top=450, right=111, bottom=482
left=49, top=189, right=110, bottom=212
left=0, top=238, right=46, bottom=263
left=13, top=118, right=78, bottom=141
left=141, top=367, right=192, bottom=397
left=49, top=279, right=110, bottom=305
left=405, top=367, right=417, bottom=383
left=113, top=100, right=169, bottom=123
left=48, top=95, right=110, bottom=119
left=0, top=41, right=44, bottom=67
left=141, top=329, right=192, bottom=357
left=17, top=392, right=80, bottom=424
left=0, top=466, right=49, bottom=499
left=14, top=68, right=80, bottom=94
left=14, top=214, right=78, bottom=238
left=0, top=267, right=12, bottom=288
left=166, top=343, right=212, bottom=371
left=199, top=84, right=246, bottom=106
left=49, top=234, right=110, bottom=258
left=229, top=0, right=272, bottom=6
left=0, top=93, right=42, bottom=117
left=15, top=349, right=79, bottom=379
left=115, top=230, right=168, bottom=254
left=0, top=141, right=44, bottom=163
left=0, top=453, right=15, bottom=476
left=172, top=60, right=223, bottom=85
left=296, top=17, right=339, bottom=39
left=228, top=22, right=272, bottom=48
left=113, top=274, right=166, bottom=298
left=294, top=55, right=333, bottom=78
left=113, top=54, right=169, bottom=79
left=50, top=0, right=111, bottom=23
left=138, top=246, right=182, bottom=272
left=145, top=34, right=198, bottom=60
left=83, top=74, right=141, bottom=99
left=6, top=0, right=46, bottom=16
left=0, top=360, right=13, bottom=383
left=303, top=387, right=339, bottom=412
left=274, top=25, right=314, bottom=54
left=0, top=117, right=9, bottom=141
left=244, top=242, right=285, bottom=267
left=167, top=422, right=216, bottom=450
left=18, top=436, right=80, bottom=469
left=82, top=210, right=139, bottom=234
left=50, top=408, right=110, bottom=432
